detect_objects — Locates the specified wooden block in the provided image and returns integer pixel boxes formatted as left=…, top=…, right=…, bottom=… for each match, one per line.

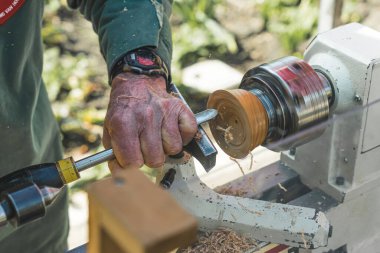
left=207, top=89, right=268, bottom=159
left=87, top=169, right=198, bottom=253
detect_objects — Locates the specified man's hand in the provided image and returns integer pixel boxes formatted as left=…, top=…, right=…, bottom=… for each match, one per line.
left=103, top=72, right=197, bottom=172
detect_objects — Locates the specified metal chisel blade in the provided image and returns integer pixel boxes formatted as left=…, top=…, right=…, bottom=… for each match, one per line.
left=195, top=109, right=218, bottom=125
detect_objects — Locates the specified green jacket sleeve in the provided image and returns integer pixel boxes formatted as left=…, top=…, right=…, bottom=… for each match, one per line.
left=67, top=0, right=173, bottom=75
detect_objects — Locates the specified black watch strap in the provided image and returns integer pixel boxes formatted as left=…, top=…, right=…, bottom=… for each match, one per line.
left=110, top=48, right=170, bottom=88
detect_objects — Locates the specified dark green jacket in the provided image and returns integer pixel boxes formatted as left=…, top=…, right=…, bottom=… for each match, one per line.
left=0, top=1, right=172, bottom=252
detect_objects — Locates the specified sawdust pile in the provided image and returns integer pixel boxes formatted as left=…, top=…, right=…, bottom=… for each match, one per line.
left=178, top=228, right=258, bottom=253
left=215, top=184, right=248, bottom=197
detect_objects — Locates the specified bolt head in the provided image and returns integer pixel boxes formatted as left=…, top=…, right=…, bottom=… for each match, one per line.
left=354, top=95, right=362, bottom=102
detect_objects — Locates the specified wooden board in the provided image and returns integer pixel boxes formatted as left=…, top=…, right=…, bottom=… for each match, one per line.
left=87, top=169, right=198, bottom=253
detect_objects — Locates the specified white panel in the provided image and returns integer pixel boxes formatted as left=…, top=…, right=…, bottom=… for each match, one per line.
left=363, top=62, right=380, bottom=152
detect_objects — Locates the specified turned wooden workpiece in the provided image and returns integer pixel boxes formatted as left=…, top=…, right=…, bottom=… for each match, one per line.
left=207, top=89, right=268, bottom=158
left=87, top=169, right=197, bottom=253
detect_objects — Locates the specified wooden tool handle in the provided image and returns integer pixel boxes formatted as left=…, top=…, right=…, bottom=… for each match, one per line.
left=207, top=89, right=268, bottom=158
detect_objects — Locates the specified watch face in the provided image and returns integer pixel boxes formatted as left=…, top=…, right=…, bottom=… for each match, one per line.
left=111, top=49, right=169, bottom=83
left=128, top=50, right=159, bottom=70
left=136, top=55, right=155, bottom=66
left=117, top=49, right=169, bottom=83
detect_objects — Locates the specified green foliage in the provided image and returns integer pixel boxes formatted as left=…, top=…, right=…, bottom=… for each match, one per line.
left=259, top=0, right=362, bottom=53
left=42, top=1, right=108, bottom=156
left=171, top=0, right=237, bottom=80
left=259, top=0, right=319, bottom=52
left=342, top=0, right=363, bottom=24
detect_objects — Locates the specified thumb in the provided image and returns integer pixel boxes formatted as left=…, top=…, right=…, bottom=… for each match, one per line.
left=178, top=106, right=198, bottom=145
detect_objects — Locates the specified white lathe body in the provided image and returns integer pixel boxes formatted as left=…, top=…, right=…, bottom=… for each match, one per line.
left=166, top=23, right=380, bottom=253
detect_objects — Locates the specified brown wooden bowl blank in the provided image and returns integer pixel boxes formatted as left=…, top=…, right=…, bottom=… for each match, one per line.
left=207, top=89, right=268, bottom=159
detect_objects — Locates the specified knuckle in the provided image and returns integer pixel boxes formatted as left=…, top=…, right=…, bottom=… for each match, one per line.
left=190, top=125, right=198, bottom=135
left=146, top=162, right=164, bottom=168
left=145, top=106, right=155, bottom=117
left=146, top=157, right=165, bottom=168
left=180, top=120, right=198, bottom=136
left=109, top=113, right=124, bottom=129
left=123, top=160, right=144, bottom=169
left=188, top=119, right=198, bottom=133
left=102, top=138, right=109, bottom=148
left=166, top=143, right=183, bottom=155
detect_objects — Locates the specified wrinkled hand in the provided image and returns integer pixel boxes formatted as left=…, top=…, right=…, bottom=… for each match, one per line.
left=103, top=72, right=197, bottom=173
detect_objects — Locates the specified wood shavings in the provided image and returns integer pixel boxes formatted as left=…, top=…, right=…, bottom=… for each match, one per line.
left=301, top=231, right=308, bottom=249
left=248, top=152, right=253, bottom=171
left=170, top=91, right=180, bottom=98
left=194, top=131, right=203, bottom=141
left=178, top=227, right=259, bottom=253
left=277, top=183, right=287, bottom=192
left=216, top=125, right=234, bottom=144
left=215, top=185, right=248, bottom=197
left=229, top=157, right=245, bottom=175
left=237, top=202, right=262, bottom=216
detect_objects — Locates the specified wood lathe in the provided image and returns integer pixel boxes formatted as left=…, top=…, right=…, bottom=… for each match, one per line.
left=164, top=23, right=380, bottom=253
left=1, top=22, right=379, bottom=253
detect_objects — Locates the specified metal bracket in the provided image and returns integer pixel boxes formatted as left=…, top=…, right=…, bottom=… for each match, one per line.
left=166, top=159, right=331, bottom=249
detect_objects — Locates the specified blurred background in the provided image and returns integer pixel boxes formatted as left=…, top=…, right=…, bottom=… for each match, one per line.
left=41, top=0, right=379, bottom=249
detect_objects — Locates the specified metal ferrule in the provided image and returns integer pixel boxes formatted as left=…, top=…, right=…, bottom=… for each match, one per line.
left=240, top=56, right=333, bottom=151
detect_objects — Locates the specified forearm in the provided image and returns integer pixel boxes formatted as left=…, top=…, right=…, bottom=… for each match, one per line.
left=66, top=0, right=193, bottom=171
left=67, top=0, right=173, bottom=76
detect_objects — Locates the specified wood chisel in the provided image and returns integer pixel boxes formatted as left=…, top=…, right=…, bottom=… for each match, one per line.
left=0, top=108, right=218, bottom=228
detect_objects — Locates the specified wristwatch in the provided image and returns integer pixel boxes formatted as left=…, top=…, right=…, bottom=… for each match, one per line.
left=110, top=48, right=170, bottom=87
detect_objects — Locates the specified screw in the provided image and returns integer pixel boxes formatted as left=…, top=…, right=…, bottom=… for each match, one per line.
left=160, top=168, right=176, bottom=189
left=344, top=157, right=348, bottom=163
left=335, top=176, right=345, bottom=185
left=289, top=148, right=296, bottom=156
left=354, top=95, right=362, bottom=103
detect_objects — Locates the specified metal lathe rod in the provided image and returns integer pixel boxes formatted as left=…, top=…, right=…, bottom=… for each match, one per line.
left=75, top=149, right=115, bottom=172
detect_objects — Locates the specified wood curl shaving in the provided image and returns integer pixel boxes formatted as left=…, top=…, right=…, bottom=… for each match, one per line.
left=248, top=152, right=253, bottom=171
left=194, top=131, right=203, bottom=141
left=170, top=91, right=180, bottom=98
left=229, top=157, right=245, bottom=175
left=178, top=227, right=259, bottom=253
left=216, top=185, right=248, bottom=197
left=277, top=183, right=288, bottom=192
left=301, top=231, right=308, bottom=249
left=216, top=126, right=233, bottom=144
